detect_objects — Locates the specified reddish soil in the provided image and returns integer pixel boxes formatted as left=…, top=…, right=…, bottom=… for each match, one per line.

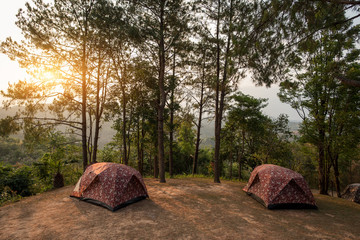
left=1, top=178, right=360, bottom=240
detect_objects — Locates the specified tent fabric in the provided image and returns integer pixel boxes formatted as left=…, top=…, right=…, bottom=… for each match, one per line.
left=341, top=183, right=360, bottom=204
left=243, top=164, right=317, bottom=209
left=70, top=162, right=148, bottom=211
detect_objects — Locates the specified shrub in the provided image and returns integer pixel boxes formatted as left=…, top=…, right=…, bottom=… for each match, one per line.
left=4, top=164, right=34, bottom=197
left=0, top=163, right=34, bottom=206
left=0, top=186, right=22, bottom=206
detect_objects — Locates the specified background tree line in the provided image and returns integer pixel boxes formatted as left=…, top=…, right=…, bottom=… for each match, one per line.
left=1, top=0, right=360, bottom=204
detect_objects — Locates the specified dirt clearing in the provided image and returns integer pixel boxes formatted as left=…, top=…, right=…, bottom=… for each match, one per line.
left=1, top=178, right=360, bottom=240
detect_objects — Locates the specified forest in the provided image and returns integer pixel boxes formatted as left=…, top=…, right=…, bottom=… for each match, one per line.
left=1, top=0, right=360, bottom=206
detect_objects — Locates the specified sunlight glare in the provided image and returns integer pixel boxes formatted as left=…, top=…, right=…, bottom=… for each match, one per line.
left=40, top=70, right=57, bottom=82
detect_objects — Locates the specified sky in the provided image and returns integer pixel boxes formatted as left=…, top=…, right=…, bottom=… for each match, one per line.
left=0, top=1, right=28, bottom=98
left=0, top=1, right=302, bottom=121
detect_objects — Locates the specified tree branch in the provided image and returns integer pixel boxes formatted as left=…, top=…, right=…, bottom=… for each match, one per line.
left=336, top=75, right=360, bottom=87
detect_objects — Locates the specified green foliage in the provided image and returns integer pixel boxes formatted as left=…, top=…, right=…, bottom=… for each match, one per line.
left=98, top=143, right=121, bottom=163
left=32, top=131, right=81, bottom=190
left=223, top=92, right=292, bottom=168
left=0, top=137, right=37, bottom=165
left=0, top=163, right=33, bottom=198
left=1, top=0, right=360, bottom=189
left=0, top=130, right=83, bottom=205
left=177, top=121, right=196, bottom=156
left=197, top=148, right=213, bottom=175
left=289, top=142, right=318, bottom=188
left=0, top=117, right=20, bottom=137
left=0, top=186, right=22, bottom=206
left=279, top=2, right=360, bottom=194
left=0, top=158, right=82, bottom=206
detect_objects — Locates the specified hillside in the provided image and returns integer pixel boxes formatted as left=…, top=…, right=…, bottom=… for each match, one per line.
left=198, top=120, right=301, bottom=148
left=0, top=107, right=301, bottom=149
left=0, top=107, right=116, bottom=148
left=1, top=178, right=359, bottom=240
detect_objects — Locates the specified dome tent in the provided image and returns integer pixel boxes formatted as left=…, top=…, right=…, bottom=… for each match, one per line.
left=341, top=183, right=360, bottom=204
left=243, top=164, right=317, bottom=209
left=70, top=162, right=148, bottom=211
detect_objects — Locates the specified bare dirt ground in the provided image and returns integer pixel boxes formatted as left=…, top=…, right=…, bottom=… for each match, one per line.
left=1, top=178, right=360, bottom=240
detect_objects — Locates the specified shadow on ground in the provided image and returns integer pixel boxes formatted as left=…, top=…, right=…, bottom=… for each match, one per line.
left=1, top=178, right=359, bottom=240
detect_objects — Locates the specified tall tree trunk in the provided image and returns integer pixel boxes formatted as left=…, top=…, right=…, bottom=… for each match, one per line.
left=127, top=106, right=132, bottom=162
left=229, top=151, right=233, bottom=179
left=157, top=0, right=166, bottom=183
left=92, top=49, right=102, bottom=164
left=140, top=116, right=145, bottom=175
left=137, top=118, right=141, bottom=173
left=333, top=154, right=341, bottom=197
left=237, top=153, right=242, bottom=180
left=238, top=129, right=245, bottom=181
left=193, top=114, right=202, bottom=175
left=169, top=50, right=176, bottom=178
left=169, top=112, right=174, bottom=177
left=122, top=85, right=128, bottom=165
left=237, top=151, right=243, bottom=181
left=87, top=109, right=93, bottom=164
left=214, top=0, right=233, bottom=183
left=193, top=49, right=206, bottom=175
left=92, top=105, right=100, bottom=164
left=213, top=0, right=222, bottom=183
left=325, top=158, right=332, bottom=193
left=318, top=129, right=327, bottom=194
left=81, top=28, right=88, bottom=171
left=154, top=153, right=159, bottom=178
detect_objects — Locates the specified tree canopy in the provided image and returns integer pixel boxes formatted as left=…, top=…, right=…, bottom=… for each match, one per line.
left=1, top=0, right=360, bottom=197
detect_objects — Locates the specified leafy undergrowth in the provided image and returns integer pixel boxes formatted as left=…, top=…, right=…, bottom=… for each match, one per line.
left=0, top=178, right=359, bottom=240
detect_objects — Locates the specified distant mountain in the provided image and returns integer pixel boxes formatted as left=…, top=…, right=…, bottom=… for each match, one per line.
left=288, top=121, right=301, bottom=136
left=197, top=120, right=302, bottom=148
left=198, top=120, right=215, bottom=149
left=0, top=107, right=302, bottom=149
left=0, top=107, right=116, bottom=148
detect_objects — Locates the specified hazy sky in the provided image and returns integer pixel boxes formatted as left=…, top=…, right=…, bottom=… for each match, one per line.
left=0, top=1, right=28, bottom=100
left=0, top=0, right=302, bottom=121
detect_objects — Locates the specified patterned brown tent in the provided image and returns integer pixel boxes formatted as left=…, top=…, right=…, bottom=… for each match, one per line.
left=70, top=162, right=148, bottom=211
left=243, top=164, right=317, bottom=209
left=341, top=183, right=360, bottom=204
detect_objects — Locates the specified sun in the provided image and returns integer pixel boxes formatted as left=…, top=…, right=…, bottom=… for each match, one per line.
left=40, top=70, right=57, bottom=82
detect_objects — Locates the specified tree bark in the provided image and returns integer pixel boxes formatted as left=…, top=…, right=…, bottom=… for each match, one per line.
left=213, top=0, right=222, bottom=183
left=193, top=49, right=206, bottom=175
left=87, top=108, right=93, bottom=164
left=325, top=157, right=332, bottom=193
left=137, top=118, right=141, bottom=173
left=157, top=0, right=166, bottom=183
left=122, top=84, right=128, bottom=165
left=169, top=49, right=176, bottom=178
left=193, top=113, right=202, bottom=175
left=333, top=154, right=341, bottom=197
left=81, top=19, right=88, bottom=171
left=154, top=153, right=159, bottom=178
left=92, top=96, right=100, bottom=164
left=237, top=152, right=242, bottom=181
left=140, top=116, right=145, bottom=175
left=92, top=49, right=103, bottom=164
left=169, top=112, right=174, bottom=177
left=229, top=151, right=233, bottom=179
left=318, top=129, right=327, bottom=194
left=127, top=106, right=132, bottom=162
left=238, top=129, right=245, bottom=181
left=214, top=0, right=233, bottom=183
left=336, top=75, right=360, bottom=87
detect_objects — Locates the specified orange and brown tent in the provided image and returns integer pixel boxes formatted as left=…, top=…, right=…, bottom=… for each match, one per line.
left=243, top=164, right=317, bottom=209
left=70, top=162, right=148, bottom=211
